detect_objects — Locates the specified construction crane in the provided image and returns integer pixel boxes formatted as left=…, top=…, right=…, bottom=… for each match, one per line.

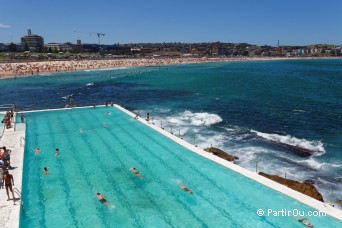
left=74, top=30, right=105, bottom=45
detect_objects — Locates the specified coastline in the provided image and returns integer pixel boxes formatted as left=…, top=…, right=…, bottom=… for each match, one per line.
left=1, top=56, right=340, bottom=79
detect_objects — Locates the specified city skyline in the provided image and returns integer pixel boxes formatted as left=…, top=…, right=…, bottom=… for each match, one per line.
left=0, top=0, right=342, bottom=46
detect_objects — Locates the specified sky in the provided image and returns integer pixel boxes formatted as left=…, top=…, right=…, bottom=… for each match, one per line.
left=0, top=0, right=341, bottom=46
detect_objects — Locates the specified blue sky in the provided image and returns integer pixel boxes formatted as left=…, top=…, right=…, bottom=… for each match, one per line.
left=0, top=0, right=341, bottom=45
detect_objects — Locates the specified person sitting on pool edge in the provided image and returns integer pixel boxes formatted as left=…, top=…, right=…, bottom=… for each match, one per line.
left=180, top=181, right=192, bottom=194
left=97, top=193, right=110, bottom=206
left=130, top=167, right=142, bottom=178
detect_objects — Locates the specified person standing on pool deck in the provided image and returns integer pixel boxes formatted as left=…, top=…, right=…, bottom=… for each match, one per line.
left=97, top=193, right=110, bottom=206
left=2, top=170, right=16, bottom=205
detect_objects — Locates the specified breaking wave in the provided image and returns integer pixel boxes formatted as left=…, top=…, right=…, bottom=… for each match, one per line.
left=165, top=110, right=222, bottom=127
left=251, top=130, right=325, bottom=154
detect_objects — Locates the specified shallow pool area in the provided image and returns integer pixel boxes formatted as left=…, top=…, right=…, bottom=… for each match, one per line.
left=19, top=106, right=342, bottom=227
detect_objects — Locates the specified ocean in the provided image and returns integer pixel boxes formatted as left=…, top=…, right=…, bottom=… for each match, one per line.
left=1, top=59, right=341, bottom=206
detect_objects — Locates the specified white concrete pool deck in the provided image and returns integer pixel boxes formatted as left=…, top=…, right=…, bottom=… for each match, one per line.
left=2, top=105, right=342, bottom=228
left=0, top=118, right=25, bottom=228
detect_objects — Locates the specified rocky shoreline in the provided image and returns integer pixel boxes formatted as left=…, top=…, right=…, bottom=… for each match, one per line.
left=204, top=146, right=325, bottom=202
left=204, top=147, right=239, bottom=162
left=258, top=172, right=324, bottom=202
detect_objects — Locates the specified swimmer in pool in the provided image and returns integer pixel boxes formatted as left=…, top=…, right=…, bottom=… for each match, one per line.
left=297, top=218, right=313, bottom=227
left=130, top=167, right=142, bottom=179
left=97, top=193, right=110, bottom=206
left=80, top=129, right=85, bottom=133
left=34, top=147, right=40, bottom=155
left=180, top=181, right=192, bottom=194
left=106, top=112, right=110, bottom=116
left=104, top=123, right=108, bottom=127
left=43, top=167, right=48, bottom=175
left=55, top=148, right=59, bottom=157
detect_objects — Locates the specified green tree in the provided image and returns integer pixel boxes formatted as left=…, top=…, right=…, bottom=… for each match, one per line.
left=8, top=43, right=17, bottom=52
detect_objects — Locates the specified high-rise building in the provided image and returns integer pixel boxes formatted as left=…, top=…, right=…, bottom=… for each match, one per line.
left=21, top=29, right=44, bottom=52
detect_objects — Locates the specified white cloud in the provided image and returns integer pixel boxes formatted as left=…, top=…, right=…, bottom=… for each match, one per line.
left=0, top=23, right=10, bottom=28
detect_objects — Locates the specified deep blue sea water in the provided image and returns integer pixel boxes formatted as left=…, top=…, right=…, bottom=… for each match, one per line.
left=1, top=59, right=341, bottom=205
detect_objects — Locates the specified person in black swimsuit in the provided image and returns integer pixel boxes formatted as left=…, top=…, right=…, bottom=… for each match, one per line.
left=97, top=193, right=110, bottom=206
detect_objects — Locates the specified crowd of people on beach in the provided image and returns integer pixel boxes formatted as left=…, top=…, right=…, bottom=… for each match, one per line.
left=0, top=57, right=274, bottom=78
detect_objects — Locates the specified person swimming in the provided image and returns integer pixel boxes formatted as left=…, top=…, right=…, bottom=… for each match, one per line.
left=103, top=123, right=108, bottom=127
left=80, top=129, right=85, bottom=133
left=97, top=193, right=110, bottom=206
left=180, top=181, right=193, bottom=194
left=43, top=167, right=48, bottom=175
left=106, top=112, right=111, bottom=116
left=34, top=147, right=40, bottom=155
left=297, top=218, right=313, bottom=227
left=130, top=167, right=142, bottom=178
left=55, top=148, right=59, bottom=157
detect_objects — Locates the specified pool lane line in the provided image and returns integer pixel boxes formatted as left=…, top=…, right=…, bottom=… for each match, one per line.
left=117, top=115, right=280, bottom=227
left=87, top=111, right=211, bottom=227
left=57, top=113, right=111, bottom=227
left=79, top=111, right=174, bottom=227
left=112, top=116, right=242, bottom=227
left=68, top=112, right=143, bottom=227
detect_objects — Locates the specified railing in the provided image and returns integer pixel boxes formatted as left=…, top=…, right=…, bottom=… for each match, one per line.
left=134, top=111, right=197, bottom=147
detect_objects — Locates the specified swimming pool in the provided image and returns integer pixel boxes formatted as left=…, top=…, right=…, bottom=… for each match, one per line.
left=20, top=106, right=341, bottom=227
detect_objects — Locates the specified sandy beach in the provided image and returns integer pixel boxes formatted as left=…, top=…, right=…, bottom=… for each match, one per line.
left=0, top=57, right=315, bottom=79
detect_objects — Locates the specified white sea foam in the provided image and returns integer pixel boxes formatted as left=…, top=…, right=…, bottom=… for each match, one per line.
left=84, top=67, right=129, bottom=72
left=298, top=157, right=342, bottom=170
left=251, top=130, right=325, bottom=154
left=86, top=82, right=94, bottom=86
left=196, top=133, right=227, bottom=149
left=61, top=94, right=73, bottom=99
left=165, top=111, right=222, bottom=127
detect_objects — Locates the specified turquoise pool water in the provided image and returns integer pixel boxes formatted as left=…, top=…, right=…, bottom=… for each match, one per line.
left=20, top=107, right=341, bottom=227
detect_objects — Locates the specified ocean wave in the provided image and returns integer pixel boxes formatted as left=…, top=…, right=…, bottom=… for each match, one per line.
left=86, top=82, right=94, bottom=86
left=84, top=67, right=129, bottom=72
left=165, top=110, right=222, bottom=127
left=61, top=94, right=73, bottom=99
left=251, top=130, right=325, bottom=155
left=298, top=157, right=342, bottom=170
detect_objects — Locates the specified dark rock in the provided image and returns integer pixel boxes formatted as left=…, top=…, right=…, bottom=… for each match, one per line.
left=204, top=147, right=238, bottom=162
left=275, top=142, right=315, bottom=157
left=258, top=172, right=324, bottom=202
